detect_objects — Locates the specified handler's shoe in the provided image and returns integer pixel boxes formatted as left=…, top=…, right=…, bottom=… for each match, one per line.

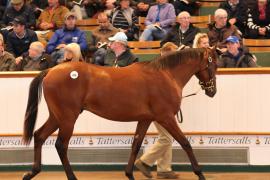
left=135, top=159, right=153, bottom=178
left=157, top=171, right=179, bottom=179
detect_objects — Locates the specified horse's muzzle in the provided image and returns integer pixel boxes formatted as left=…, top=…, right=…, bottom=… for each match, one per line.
left=205, top=88, right=217, bottom=97
left=199, top=78, right=217, bottom=98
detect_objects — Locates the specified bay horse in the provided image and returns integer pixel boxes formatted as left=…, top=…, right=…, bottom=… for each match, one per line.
left=22, top=48, right=218, bottom=180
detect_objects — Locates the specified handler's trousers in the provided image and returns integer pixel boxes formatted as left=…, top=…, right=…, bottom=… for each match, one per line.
left=140, top=122, right=173, bottom=172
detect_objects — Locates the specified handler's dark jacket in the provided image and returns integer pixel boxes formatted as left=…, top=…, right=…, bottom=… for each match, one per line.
left=16, top=53, right=53, bottom=71
left=104, top=48, right=138, bottom=67
left=0, top=51, right=16, bottom=71
left=161, top=23, right=200, bottom=47
left=218, top=48, right=257, bottom=68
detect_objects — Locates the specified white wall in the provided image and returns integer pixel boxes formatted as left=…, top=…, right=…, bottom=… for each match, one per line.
left=0, top=73, right=270, bottom=134
left=1, top=72, right=270, bottom=165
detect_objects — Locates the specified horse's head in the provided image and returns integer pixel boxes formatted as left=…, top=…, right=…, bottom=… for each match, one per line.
left=195, top=47, right=218, bottom=97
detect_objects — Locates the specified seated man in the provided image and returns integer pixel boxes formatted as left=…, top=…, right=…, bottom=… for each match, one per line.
left=16, top=41, right=53, bottom=71
left=218, top=36, right=257, bottom=68
left=94, top=32, right=138, bottom=67
left=46, top=12, right=88, bottom=64
left=208, top=8, right=241, bottom=53
left=6, top=16, right=38, bottom=59
left=36, top=0, right=69, bottom=31
left=219, top=0, right=247, bottom=34
left=161, top=11, right=200, bottom=47
left=90, top=13, right=119, bottom=51
left=1, top=0, right=36, bottom=29
left=139, top=0, right=176, bottom=41
left=0, top=39, right=16, bottom=71
left=90, top=13, right=119, bottom=63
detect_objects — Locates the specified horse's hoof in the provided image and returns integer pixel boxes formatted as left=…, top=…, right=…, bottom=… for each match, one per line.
left=22, top=173, right=31, bottom=180
left=198, top=174, right=206, bottom=180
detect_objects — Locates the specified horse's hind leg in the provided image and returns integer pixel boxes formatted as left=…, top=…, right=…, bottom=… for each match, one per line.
left=158, top=116, right=205, bottom=180
left=125, top=120, right=151, bottom=180
left=23, top=115, right=58, bottom=180
left=55, top=121, right=77, bottom=180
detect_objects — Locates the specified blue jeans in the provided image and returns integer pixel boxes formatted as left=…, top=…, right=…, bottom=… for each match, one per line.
left=139, top=24, right=167, bottom=41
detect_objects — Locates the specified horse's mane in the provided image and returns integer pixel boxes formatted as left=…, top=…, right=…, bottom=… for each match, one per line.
left=139, top=48, right=205, bottom=70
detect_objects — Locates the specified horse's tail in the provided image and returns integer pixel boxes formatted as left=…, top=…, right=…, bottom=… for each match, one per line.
left=23, top=69, right=49, bottom=145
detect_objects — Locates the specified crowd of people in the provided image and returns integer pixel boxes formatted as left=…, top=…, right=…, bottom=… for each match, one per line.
left=0, top=0, right=267, bottom=71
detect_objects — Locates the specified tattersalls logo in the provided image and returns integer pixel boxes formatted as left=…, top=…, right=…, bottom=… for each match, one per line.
left=0, top=135, right=270, bottom=148
left=207, top=136, right=251, bottom=145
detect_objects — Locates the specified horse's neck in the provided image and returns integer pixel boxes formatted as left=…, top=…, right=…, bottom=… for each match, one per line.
left=168, top=63, right=199, bottom=88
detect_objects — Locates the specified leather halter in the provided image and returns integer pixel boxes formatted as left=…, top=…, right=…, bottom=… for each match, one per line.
left=198, top=56, right=216, bottom=92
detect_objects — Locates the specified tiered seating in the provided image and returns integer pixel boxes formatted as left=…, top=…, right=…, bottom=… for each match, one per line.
left=128, top=41, right=161, bottom=61
left=76, top=19, right=99, bottom=31
left=198, top=0, right=224, bottom=15
left=243, top=39, right=270, bottom=67
left=190, top=15, right=211, bottom=31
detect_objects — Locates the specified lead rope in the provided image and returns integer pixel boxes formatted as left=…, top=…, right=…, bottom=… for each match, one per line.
left=176, top=88, right=201, bottom=123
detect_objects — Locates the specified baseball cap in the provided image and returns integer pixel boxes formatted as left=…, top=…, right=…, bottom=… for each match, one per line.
left=11, top=16, right=26, bottom=25
left=225, top=36, right=239, bottom=43
left=108, top=32, right=128, bottom=44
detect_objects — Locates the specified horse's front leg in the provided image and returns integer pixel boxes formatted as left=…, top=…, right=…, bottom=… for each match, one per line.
left=125, top=120, right=151, bottom=180
left=158, top=115, right=205, bottom=180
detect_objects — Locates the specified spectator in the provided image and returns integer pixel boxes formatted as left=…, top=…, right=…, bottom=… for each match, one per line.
left=6, top=16, right=38, bottom=59
left=16, top=41, right=53, bottom=71
left=1, top=0, right=36, bottom=29
left=139, top=0, right=176, bottom=41
left=62, top=43, right=83, bottom=62
left=218, top=36, right=257, bottom=67
left=94, top=32, right=138, bottom=66
left=193, top=33, right=209, bottom=48
left=0, top=39, right=16, bottom=71
left=246, top=0, right=270, bottom=39
left=161, top=11, right=200, bottom=47
left=29, top=0, right=49, bottom=19
left=219, top=0, right=247, bottom=34
left=46, top=12, right=87, bottom=64
left=90, top=13, right=119, bottom=63
left=110, top=0, right=139, bottom=40
left=37, top=0, right=69, bottom=31
left=135, top=40, right=179, bottom=180
left=136, top=0, right=156, bottom=17
left=69, top=0, right=108, bottom=20
left=208, top=8, right=241, bottom=53
left=0, top=0, right=8, bottom=20
left=171, top=0, right=200, bottom=16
